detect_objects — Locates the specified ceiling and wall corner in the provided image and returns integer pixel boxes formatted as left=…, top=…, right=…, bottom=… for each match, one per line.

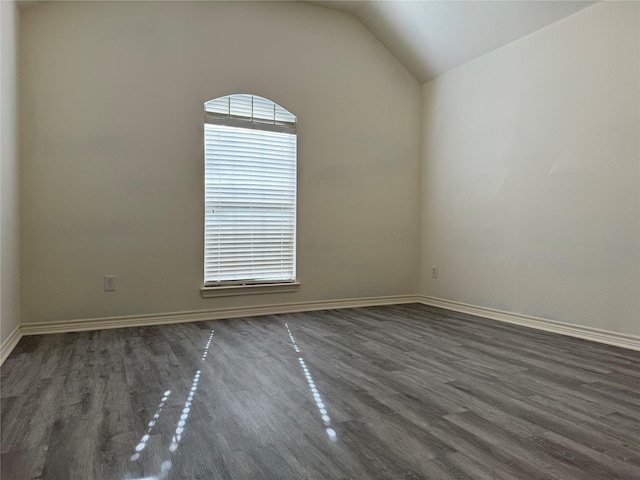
left=310, top=0, right=596, bottom=82
left=19, top=0, right=599, bottom=84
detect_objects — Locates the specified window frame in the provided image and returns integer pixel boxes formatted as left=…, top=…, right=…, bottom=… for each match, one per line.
left=201, top=94, right=299, bottom=297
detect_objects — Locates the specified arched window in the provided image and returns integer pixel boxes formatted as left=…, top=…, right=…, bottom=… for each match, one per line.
left=204, top=94, right=297, bottom=287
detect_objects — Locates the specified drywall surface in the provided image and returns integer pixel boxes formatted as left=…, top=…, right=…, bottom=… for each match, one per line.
left=20, top=1, right=421, bottom=323
left=355, top=0, right=594, bottom=82
left=1, top=0, right=21, bottom=343
left=420, top=2, right=640, bottom=335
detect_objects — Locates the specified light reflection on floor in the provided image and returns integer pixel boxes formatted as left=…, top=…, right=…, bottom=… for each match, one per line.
left=169, top=370, right=200, bottom=452
left=124, top=330, right=215, bottom=480
left=285, top=323, right=338, bottom=442
left=130, top=390, right=172, bottom=461
left=285, top=323, right=300, bottom=353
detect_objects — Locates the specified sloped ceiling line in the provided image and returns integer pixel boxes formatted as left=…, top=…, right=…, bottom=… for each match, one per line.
left=310, top=0, right=596, bottom=83
left=18, top=0, right=596, bottom=83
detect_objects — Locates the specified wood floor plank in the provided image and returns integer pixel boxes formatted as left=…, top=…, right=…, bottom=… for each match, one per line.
left=1, top=304, right=639, bottom=479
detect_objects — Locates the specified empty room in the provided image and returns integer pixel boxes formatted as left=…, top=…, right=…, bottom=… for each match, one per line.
left=1, top=0, right=639, bottom=478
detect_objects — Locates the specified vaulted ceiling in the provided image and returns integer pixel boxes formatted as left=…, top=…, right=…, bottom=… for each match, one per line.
left=18, top=0, right=597, bottom=84
left=310, top=1, right=596, bottom=82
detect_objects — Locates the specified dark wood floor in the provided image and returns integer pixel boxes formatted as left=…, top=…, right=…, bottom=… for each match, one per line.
left=1, top=304, right=639, bottom=479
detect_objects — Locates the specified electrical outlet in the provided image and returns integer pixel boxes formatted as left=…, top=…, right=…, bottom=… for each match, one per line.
left=104, top=275, right=116, bottom=291
left=432, top=266, right=438, bottom=278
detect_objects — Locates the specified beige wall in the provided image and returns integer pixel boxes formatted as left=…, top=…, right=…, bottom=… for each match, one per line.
left=20, top=1, right=421, bottom=324
left=420, top=2, right=640, bottom=335
left=17, top=0, right=639, bottom=338
left=1, top=0, right=21, bottom=343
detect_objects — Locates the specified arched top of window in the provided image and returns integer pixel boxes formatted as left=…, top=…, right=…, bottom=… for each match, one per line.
left=204, top=94, right=296, bottom=134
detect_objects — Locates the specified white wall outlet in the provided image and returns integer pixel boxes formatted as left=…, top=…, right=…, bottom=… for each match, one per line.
left=104, top=275, right=116, bottom=291
left=432, top=266, right=438, bottom=278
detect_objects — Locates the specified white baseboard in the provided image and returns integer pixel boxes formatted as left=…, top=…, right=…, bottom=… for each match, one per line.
left=20, top=295, right=421, bottom=336
left=16, top=294, right=639, bottom=352
left=419, top=295, right=640, bottom=351
left=1, top=325, right=22, bottom=365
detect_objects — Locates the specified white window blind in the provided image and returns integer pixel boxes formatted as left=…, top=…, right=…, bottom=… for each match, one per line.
left=204, top=94, right=297, bottom=286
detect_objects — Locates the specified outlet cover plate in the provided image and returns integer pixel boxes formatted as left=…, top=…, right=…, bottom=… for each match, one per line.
left=104, top=275, right=116, bottom=291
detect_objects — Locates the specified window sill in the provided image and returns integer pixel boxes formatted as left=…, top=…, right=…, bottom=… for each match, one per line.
left=201, top=282, right=300, bottom=298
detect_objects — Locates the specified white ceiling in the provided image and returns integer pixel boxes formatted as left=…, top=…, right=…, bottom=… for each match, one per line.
left=310, top=1, right=596, bottom=82
left=19, top=0, right=596, bottom=83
